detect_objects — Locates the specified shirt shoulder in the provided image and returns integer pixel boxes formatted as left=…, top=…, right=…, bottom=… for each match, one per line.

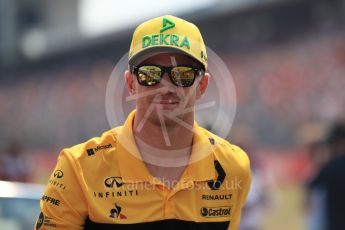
left=61, top=127, right=122, bottom=163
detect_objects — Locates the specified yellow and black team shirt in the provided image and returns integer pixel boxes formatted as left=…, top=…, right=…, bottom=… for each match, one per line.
left=35, top=111, right=251, bottom=230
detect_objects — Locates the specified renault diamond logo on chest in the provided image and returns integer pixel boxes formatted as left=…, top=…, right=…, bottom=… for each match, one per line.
left=208, top=160, right=226, bottom=190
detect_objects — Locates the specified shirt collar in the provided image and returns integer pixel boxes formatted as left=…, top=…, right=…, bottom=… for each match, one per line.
left=115, top=110, right=216, bottom=184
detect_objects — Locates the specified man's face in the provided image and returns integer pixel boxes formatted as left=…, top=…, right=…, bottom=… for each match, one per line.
left=125, top=52, right=209, bottom=127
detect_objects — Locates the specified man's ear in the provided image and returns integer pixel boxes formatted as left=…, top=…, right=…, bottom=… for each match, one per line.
left=196, top=73, right=209, bottom=100
left=124, top=70, right=136, bottom=95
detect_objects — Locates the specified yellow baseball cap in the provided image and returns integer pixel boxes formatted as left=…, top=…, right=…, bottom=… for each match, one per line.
left=128, top=15, right=208, bottom=70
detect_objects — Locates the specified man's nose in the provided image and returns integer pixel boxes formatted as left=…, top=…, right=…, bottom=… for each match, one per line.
left=159, top=72, right=175, bottom=92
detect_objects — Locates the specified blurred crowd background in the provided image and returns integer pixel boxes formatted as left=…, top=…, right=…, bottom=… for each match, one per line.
left=1, top=0, right=345, bottom=229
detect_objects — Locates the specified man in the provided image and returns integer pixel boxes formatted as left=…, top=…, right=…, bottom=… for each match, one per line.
left=308, top=121, right=345, bottom=230
left=35, top=15, right=251, bottom=230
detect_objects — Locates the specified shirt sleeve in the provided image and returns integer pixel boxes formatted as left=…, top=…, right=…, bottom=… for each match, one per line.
left=35, top=149, right=88, bottom=229
left=228, top=146, right=252, bottom=230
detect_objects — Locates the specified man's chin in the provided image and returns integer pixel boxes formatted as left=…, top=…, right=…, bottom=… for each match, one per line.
left=150, top=114, right=177, bottom=127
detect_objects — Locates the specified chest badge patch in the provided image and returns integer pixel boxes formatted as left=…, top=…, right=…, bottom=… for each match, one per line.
left=109, top=203, right=127, bottom=219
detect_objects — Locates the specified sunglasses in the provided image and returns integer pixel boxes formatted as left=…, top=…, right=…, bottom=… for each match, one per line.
left=131, top=65, right=204, bottom=87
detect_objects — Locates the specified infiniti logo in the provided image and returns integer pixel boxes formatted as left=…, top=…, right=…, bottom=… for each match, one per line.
left=104, top=177, right=124, bottom=188
left=53, top=170, right=64, bottom=179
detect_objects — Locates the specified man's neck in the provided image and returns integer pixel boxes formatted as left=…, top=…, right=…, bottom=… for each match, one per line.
left=132, top=111, right=195, bottom=187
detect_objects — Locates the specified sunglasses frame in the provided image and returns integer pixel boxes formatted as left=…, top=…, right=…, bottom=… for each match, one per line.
left=131, top=64, right=204, bottom=87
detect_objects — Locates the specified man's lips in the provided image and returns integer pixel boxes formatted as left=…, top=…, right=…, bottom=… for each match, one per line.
left=153, top=99, right=179, bottom=104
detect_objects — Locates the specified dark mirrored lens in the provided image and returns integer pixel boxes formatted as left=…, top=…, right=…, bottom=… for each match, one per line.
left=137, top=66, right=161, bottom=86
left=171, top=66, right=196, bottom=87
